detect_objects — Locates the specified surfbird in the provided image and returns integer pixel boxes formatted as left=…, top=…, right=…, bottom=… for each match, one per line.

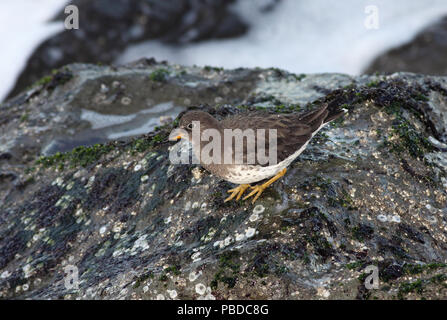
left=169, top=104, right=346, bottom=203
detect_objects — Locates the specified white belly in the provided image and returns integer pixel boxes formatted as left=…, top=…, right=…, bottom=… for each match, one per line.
left=225, top=122, right=326, bottom=184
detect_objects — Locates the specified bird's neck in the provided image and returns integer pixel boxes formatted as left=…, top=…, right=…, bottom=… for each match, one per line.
left=190, top=123, right=224, bottom=163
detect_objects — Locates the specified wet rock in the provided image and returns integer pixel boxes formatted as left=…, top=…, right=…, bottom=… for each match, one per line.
left=0, top=61, right=259, bottom=166
left=1, top=63, right=447, bottom=300
left=365, top=16, right=447, bottom=75
left=7, top=0, right=248, bottom=99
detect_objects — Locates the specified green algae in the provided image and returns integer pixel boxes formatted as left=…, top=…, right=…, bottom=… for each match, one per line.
left=204, top=65, right=223, bottom=72
left=33, top=68, right=73, bottom=90
left=159, top=274, right=168, bottom=281
left=292, top=73, right=306, bottom=81
left=366, top=80, right=380, bottom=88
left=36, top=143, right=114, bottom=169
left=131, top=136, right=161, bottom=154
left=346, top=261, right=364, bottom=270
left=402, top=262, right=447, bottom=275
left=157, top=265, right=181, bottom=283
left=327, top=189, right=356, bottom=210
left=381, top=102, right=434, bottom=159
left=149, top=68, right=169, bottom=82
left=321, top=81, right=435, bottom=160
left=273, top=104, right=301, bottom=113
left=34, top=75, right=54, bottom=87
left=413, top=93, right=429, bottom=101
left=20, top=113, right=29, bottom=123
left=397, top=279, right=424, bottom=299
left=236, top=104, right=301, bottom=113
left=164, top=265, right=181, bottom=276
left=35, top=131, right=168, bottom=170
left=133, top=272, right=154, bottom=289
left=305, top=233, right=333, bottom=258
left=210, top=251, right=240, bottom=290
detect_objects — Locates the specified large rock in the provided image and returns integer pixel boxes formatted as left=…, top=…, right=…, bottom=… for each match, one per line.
left=365, top=16, right=447, bottom=75
left=7, top=0, right=248, bottom=99
left=1, top=61, right=447, bottom=300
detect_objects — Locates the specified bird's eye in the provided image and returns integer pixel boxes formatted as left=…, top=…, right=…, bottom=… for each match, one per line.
left=187, top=123, right=195, bottom=130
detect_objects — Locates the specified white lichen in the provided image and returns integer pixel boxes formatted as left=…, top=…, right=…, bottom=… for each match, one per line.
left=253, top=204, right=265, bottom=215
left=191, top=252, right=201, bottom=262
left=189, top=271, right=202, bottom=282
left=224, top=236, right=233, bottom=246
left=167, top=289, right=178, bottom=299
left=133, top=235, right=149, bottom=251
left=235, top=233, right=245, bottom=242
left=99, top=226, right=107, bottom=235
left=195, top=283, right=206, bottom=295
left=245, top=227, right=256, bottom=238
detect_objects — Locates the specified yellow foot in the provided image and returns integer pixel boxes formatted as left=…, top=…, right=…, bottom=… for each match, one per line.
left=243, top=168, right=287, bottom=204
left=224, top=184, right=250, bottom=202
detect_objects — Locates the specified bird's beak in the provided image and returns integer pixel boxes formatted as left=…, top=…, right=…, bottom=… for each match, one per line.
left=169, top=129, right=187, bottom=141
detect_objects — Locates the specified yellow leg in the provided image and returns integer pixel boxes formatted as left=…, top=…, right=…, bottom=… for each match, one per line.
left=243, top=168, right=287, bottom=204
left=224, top=184, right=250, bottom=202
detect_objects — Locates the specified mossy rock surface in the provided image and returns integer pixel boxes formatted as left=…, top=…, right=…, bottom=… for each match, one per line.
left=1, top=62, right=447, bottom=300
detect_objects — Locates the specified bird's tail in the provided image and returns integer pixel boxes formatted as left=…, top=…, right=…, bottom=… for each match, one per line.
left=324, top=103, right=348, bottom=124
left=298, top=103, right=347, bottom=130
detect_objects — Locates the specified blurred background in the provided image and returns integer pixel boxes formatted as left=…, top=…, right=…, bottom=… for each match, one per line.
left=1, top=0, right=447, bottom=103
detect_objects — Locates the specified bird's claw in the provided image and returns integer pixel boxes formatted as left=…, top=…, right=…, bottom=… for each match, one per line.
left=224, top=184, right=250, bottom=202
left=242, top=185, right=266, bottom=204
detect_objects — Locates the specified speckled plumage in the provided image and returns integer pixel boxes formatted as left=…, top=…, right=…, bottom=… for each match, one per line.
left=175, top=104, right=345, bottom=185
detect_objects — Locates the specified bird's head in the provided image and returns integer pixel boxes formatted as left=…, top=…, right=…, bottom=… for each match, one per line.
left=169, top=111, right=220, bottom=142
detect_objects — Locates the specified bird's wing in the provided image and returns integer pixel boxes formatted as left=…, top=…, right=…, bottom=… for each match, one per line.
left=220, top=105, right=330, bottom=166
